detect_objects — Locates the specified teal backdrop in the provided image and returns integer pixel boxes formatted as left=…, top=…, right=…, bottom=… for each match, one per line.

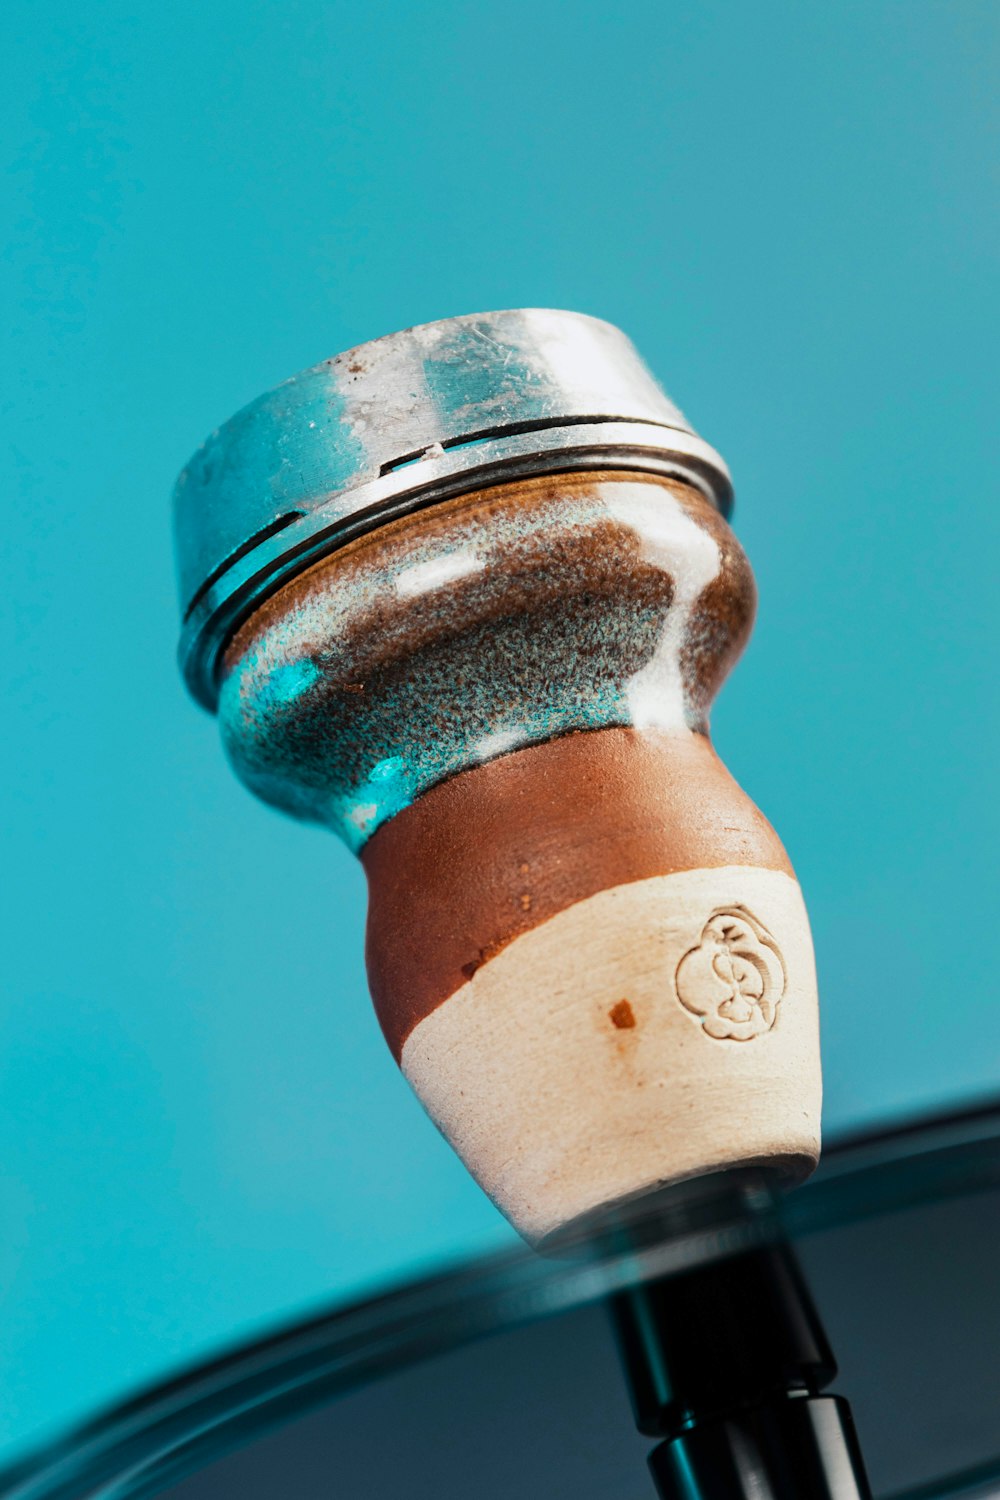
left=2, top=0, right=998, bottom=1463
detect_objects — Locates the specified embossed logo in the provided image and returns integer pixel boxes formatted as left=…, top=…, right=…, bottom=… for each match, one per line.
left=675, top=907, right=786, bottom=1041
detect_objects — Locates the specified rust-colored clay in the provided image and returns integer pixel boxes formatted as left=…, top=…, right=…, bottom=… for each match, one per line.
left=362, top=724, right=792, bottom=1060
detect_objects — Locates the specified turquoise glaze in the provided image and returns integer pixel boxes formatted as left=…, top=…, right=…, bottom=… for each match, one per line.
left=218, top=474, right=754, bottom=853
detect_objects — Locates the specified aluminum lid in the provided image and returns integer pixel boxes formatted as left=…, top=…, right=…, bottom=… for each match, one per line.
left=173, top=308, right=733, bottom=710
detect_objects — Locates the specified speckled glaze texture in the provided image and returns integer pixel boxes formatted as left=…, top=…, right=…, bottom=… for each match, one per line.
left=220, top=472, right=755, bottom=852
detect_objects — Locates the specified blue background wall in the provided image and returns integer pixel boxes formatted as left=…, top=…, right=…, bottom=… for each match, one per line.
left=2, top=0, right=997, bottom=1462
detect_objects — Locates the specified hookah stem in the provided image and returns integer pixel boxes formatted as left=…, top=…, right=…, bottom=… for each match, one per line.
left=611, top=1239, right=874, bottom=1500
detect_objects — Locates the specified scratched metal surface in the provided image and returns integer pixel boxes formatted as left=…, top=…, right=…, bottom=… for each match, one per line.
left=173, top=311, right=732, bottom=708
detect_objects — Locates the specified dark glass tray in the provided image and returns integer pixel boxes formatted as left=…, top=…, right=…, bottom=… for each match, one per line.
left=3, top=1100, right=999, bottom=1500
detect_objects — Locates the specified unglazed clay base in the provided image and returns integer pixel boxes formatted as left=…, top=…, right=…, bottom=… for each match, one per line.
left=400, top=866, right=820, bottom=1245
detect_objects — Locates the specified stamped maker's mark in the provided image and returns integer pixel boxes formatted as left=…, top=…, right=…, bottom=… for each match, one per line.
left=675, top=906, right=786, bottom=1041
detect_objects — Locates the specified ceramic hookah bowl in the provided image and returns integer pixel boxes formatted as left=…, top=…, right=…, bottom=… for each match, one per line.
left=174, top=309, right=821, bottom=1245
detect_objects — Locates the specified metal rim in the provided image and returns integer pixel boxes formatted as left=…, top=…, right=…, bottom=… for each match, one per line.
left=178, top=420, right=732, bottom=711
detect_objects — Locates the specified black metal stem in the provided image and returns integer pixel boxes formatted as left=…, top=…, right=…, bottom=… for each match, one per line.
left=611, top=1243, right=873, bottom=1500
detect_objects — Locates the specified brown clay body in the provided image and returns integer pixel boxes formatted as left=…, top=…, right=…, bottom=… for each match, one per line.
left=363, top=726, right=794, bottom=1061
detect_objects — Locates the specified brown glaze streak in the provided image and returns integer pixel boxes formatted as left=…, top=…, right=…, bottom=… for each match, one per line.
left=219, top=472, right=757, bottom=847
left=363, top=725, right=794, bottom=1060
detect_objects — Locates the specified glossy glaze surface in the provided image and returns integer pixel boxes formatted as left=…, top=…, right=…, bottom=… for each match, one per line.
left=220, top=472, right=755, bottom=852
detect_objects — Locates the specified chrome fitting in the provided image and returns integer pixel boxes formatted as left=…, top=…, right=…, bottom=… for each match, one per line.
left=173, top=308, right=732, bottom=710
